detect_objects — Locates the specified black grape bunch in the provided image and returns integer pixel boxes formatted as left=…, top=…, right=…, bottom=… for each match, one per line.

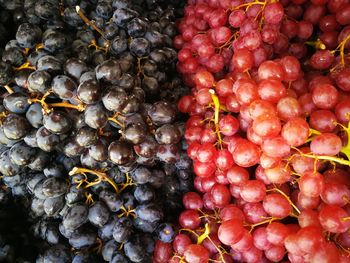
left=0, top=0, right=189, bottom=262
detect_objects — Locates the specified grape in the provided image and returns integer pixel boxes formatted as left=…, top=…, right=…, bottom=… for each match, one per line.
left=253, top=227, right=272, bottom=251
left=215, top=149, right=234, bottom=170
left=264, top=3, right=284, bottom=24
left=310, top=133, right=342, bottom=155
left=240, top=180, right=266, bottom=203
left=62, top=204, right=88, bottom=231
left=235, top=79, right=259, bottom=106
left=277, top=97, right=302, bottom=120
left=318, top=205, right=350, bottom=233
left=310, top=242, right=340, bottom=263
left=299, top=172, right=325, bottom=197
left=297, top=192, right=321, bottom=210
left=229, top=10, right=246, bottom=28
left=210, top=184, right=231, bottom=207
left=252, top=114, right=281, bottom=138
left=281, top=117, right=309, bottom=146
left=258, top=79, right=287, bottom=103
left=312, top=83, right=339, bottom=109
left=231, top=230, right=254, bottom=252
left=264, top=245, right=285, bottom=262
left=320, top=182, right=350, bottom=206
left=232, top=49, right=254, bottom=72
left=262, top=137, right=291, bottom=158
left=265, top=162, right=292, bottom=184
left=218, top=219, right=245, bottom=245
left=309, top=110, right=337, bottom=132
left=184, top=244, right=209, bottom=263
left=258, top=61, right=285, bottom=81
left=241, top=245, right=263, bottom=263
left=336, top=68, right=350, bottom=91
left=298, top=209, right=322, bottom=228
left=226, top=165, right=249, bottom=186
left=243, top=202, right=268, bottom=224
left=263, top=194, right=292, bottom=218
left=232, top=140, right=260, bottom=167
left=220, top=205, right=245, bottom=222
left=310, top=50, right=335, bottom=69
left=179, top=210, right=201, bottom=230
left=336, top=4, right=350, bottom=25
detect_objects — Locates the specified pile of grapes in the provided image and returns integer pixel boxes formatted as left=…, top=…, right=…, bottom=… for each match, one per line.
left=153, top=0, right=350, bottom=262
left=2, top=0, right=350, bottom=262
left=0, top=0, right=191, bottom=262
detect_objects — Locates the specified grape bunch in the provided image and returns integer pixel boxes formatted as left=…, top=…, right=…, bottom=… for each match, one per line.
left=154, top=0, right=350, bottom=262
left=0, top=0, right=191, bottom=262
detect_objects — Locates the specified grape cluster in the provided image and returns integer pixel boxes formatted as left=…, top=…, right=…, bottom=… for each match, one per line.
left=154, top=0, right=350, bottom=262
left=0, top=0, right=191, bottom=262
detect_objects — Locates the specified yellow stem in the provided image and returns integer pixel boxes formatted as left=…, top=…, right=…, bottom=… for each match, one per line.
left=3, top=85, right=14, bottom=94
left=13, top=62, right=36, bottom=71
left=108, top=117, right=125, bottom=128
left=197, top=223, right=210, bottom=244
left=305, top=39, right=326, bottom=50
left=48, top=102, right=86, bottom=112
left=76, top=6, right=106, bottom=39
left=69, top=167, right=120, bottom=194
left=309, top=128, right=321, bottom=136
left=231, top=1, right=266, bottom=11
left=334, top=33, right=350, bottom=66
left=209, top=89, right=223, bottom=149
left=35, top=43, right=44, bottom=51
left=246, top=217, right=279, bottom=232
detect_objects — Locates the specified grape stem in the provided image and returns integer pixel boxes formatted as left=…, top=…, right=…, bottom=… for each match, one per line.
left=28, top=91, right=86, bottom=114
left=197, top=223, right=210, bottom=244
left=309, top=128, right=321, bottom=136
left=231, top=0, right=266, bottom=11
left=108, top=112, right=125, bottom=128
left=305, top=128, right=322, bottom=143
left=196, top=223, right=231, bottom=263
left=117, top=205, right=136, bottom=218
left=118, top=172, right=135, bottom=193
left=13, top=61, right=36, bottom=71
left=75, top=5, right=110, bottom=53
left=69, top=167, right=120, bottom=194
left=28, top=90, right=53, bottom=113
left=22, top=48, right=30, bottom=56
left=333, top=33, right=350, bottom=66
left=84, top=192, right=95, bottom=205
left=35, top=43, right=44, bottom=51
left=2, top=85, right=14, bottom=94
left=245, top=217, right=279, bottom=232
left=76, top=6, right=106, bottom=39
left=341, top=216, right=350, bottom=221
left=0, top=111, right=7, bottom=125
left=297, top=149, right=350, bottom=166
left=88, top=39, right=109, bottom=53
left=172, top=254, right=186, bottom=263
left=47, top=102, right=86, bottom=112
left=305, top=39, right=326, bottom=50
left=209, top=89, right=223, bottom=149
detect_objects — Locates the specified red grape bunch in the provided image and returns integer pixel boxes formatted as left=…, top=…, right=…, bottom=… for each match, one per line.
left=154, top=0, right=350, bottom=262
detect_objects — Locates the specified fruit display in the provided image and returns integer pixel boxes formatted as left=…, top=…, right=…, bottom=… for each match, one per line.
left=153, top=0, right=350, bottom=262
left=0, top=0, right=190, bottom=262
left=2, top=0, right=350, bottom=262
